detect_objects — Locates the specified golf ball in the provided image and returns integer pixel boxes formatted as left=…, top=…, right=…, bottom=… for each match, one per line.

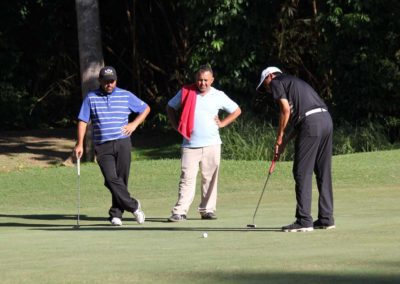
left=202, top=232, right=208, bottom=238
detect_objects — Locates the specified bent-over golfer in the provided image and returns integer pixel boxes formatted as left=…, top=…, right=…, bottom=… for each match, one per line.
left=74, top=66, right=150, bottom=226
left=256, top=66, right=335, bottom=232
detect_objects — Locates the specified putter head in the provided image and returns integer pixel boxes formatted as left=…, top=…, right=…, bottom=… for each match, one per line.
left=247, top=224, right=257, bottom=228
left=73, top=225, right=80, bottom=229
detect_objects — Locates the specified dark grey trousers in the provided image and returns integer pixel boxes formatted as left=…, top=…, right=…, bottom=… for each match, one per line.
left=94, top=137, right=139, bottom=220
left=293, top=112, right=334, bottom=227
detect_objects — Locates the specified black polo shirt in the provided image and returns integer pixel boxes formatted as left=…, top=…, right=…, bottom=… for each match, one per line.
left=270, top=74, right=327, bottom=126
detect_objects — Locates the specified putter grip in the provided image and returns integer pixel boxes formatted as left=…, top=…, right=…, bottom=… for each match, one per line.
left=77, top=158, right=80, bottom=176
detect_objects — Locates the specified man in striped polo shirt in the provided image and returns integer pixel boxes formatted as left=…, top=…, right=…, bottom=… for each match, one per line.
left=74, top=66, right=150, bottom=226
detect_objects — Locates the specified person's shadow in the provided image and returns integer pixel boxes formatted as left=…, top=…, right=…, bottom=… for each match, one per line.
left=0, top=213, right=282, bottom=231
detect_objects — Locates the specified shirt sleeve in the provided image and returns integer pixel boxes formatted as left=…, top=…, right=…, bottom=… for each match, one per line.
left=128, top=92, right=148, bottom=113
left=167, top=90, right=182, bottom=110
left=270, top=79, right=287, bottom=101
left=77, top=94, right=91, bottom=123
left=219, top=91, right=239, bottom=113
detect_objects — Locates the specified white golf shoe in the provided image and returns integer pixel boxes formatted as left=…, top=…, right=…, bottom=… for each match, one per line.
left=133, top=200, right=145, bottom=224
left=111, top=217, right=122, bottom=226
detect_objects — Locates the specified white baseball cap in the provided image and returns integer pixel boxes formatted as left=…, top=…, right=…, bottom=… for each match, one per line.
left=256, top=66, right=282, bottom=91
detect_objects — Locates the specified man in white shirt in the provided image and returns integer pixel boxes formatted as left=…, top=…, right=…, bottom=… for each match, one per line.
left=166, top=65, right=241, bottom=222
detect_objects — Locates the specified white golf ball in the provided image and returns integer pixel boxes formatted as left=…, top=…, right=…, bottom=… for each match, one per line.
left=202, top=232, right=208, bottom=238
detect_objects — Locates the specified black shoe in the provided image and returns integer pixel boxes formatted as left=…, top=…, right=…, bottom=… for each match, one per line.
left=282, top=221, right=313, bottom=232
left=313, top=219, right=335, bottom=230
left=201, top=212, right=217, bottom=220
left=168, top=214, right=187, bottom=222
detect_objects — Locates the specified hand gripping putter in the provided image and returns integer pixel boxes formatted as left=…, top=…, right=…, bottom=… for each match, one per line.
left=246, top=158, right=277, bottom=229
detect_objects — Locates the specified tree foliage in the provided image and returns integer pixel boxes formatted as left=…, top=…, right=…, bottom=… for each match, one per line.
left=0, top=0, right=79, bottom=129
left=0, top=0, right=399, bottom=142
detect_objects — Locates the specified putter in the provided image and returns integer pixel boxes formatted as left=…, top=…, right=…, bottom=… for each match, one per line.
left=246, top=129, right=296, bottom=229
left=73, top=158, right=81, bottom=229
left=246, top=158, right=277, bottom=229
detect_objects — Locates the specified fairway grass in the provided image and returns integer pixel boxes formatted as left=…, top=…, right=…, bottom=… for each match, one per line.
left=1, top=150, right=399, bottom=283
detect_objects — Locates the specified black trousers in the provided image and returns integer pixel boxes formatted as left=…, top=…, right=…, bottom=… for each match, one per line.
left=293, top=112, right=334, bottom=227
left=94, top=138, right=139, bottom=220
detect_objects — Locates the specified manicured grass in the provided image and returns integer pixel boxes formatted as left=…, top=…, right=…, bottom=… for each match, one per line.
left=0, top=150, right=399, bottom=283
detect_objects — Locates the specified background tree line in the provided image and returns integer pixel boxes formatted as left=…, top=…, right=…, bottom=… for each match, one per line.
left=1, top=0, right=399, bottom=148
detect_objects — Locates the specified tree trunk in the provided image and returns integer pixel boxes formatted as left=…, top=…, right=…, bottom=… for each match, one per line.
left=75, top=0, right=104, bottom=161
left=126, top=0, right=141, bottom=96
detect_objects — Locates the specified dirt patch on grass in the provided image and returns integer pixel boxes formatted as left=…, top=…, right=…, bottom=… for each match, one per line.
left=0, top=128, right=76, bottom=172
left=0, top=128, right=182, bottom=172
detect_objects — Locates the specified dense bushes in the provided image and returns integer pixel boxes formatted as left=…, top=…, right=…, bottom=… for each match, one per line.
left=0, top=83, right=32, bottom=129
left=220, top=116, right=399, bottom=161
left=333, top=121, right=398, bottom=154
left=0, top=1, right=399, bottom=153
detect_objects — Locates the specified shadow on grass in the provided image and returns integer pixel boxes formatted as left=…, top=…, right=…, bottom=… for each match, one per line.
left=0, top=213, right=102, bottom=227
left=0, top=128, right=181, bottom=169
left=36, top=226, right=282, bottom=232
left=0, top=214, right=281, bottom=231
left=0, top=128, right=75, bottom=165
left=188, top=271, right=400, bottom=284
left=0, top=213, right=103, bottom=221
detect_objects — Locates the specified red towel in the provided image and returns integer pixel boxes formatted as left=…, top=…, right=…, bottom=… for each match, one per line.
left=178, top=84, right=197, bottom=140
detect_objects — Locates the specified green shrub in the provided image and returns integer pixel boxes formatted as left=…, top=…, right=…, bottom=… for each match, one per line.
left=0, top=83, right=33, bottom=129
left=220, top=115, right=294, bottom=161
left=333, top=121, right=398, bottom=155
left=220, top=115, right=398, bottom=160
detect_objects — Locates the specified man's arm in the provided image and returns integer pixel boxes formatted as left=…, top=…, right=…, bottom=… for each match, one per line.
left=122, top=106, right=151, bottom=136
left=276, top=98, right=290, bottom=145
left=74, top=120, right=88, bottom=159
left=215, top=107, right=242, bottom=128
left=274, top=98, right=291, bottom=159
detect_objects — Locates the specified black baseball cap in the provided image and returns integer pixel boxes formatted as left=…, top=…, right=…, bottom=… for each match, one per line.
left=99, top=66, right=117, bottom=80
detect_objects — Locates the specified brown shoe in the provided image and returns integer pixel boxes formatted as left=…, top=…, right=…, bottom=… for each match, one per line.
left=201, top=212, right=217, bottom=220
left=168, top=214, right=187, bottom=222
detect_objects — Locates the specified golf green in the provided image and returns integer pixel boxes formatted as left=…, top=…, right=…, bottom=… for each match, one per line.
left=1, top=150, right=399, bottom=283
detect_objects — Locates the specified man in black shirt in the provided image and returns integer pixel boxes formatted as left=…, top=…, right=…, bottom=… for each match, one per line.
left=256, top=66, right=335, bottom=232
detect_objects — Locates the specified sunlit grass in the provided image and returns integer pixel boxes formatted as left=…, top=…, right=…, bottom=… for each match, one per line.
left=0, top=150, right=399, bottom=283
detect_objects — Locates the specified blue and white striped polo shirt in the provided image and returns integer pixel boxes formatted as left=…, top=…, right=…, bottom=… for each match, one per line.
left=78, top=87, right=148, bottom=145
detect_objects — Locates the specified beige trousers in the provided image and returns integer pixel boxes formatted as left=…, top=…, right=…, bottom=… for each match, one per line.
left=171, top=144, right=221, bottom=216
